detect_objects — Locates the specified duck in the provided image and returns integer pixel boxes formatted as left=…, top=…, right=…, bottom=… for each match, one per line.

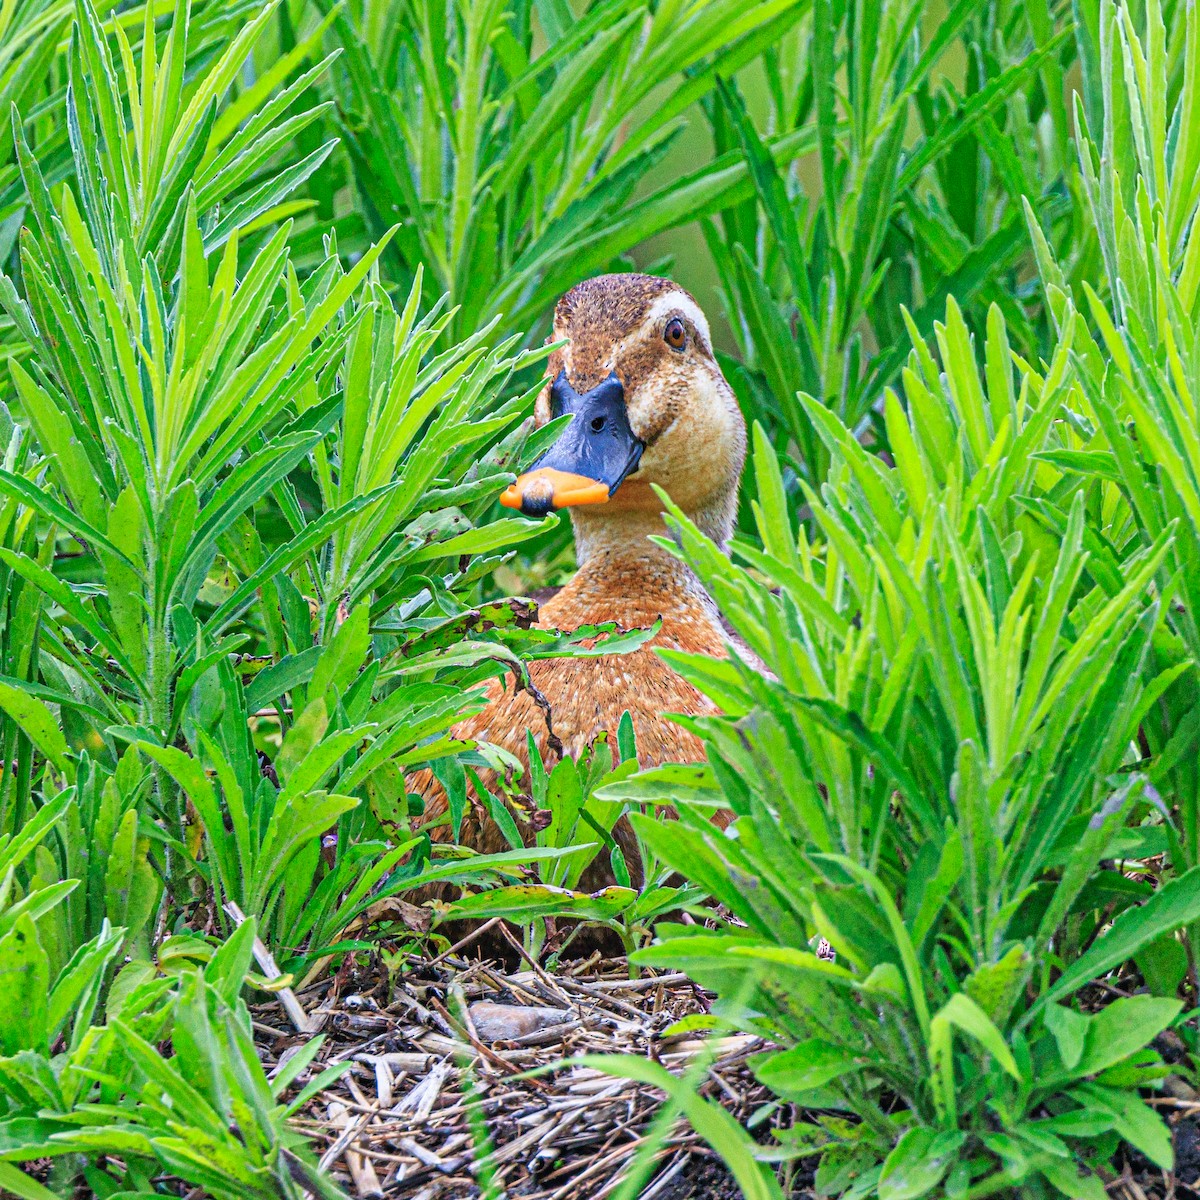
left=419, top=273, right=747, bottom=869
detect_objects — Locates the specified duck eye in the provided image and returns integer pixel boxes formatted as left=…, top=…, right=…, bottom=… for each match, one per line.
left=664, top=317, right=686, bottom=349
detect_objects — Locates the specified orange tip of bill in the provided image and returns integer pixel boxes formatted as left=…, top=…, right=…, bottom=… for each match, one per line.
left=500, top=467, right=611, bottom=511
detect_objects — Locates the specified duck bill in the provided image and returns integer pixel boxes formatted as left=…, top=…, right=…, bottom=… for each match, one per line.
left=499, top=370, right=644, bottom=518
left=500, top=467, right=612, bottom=514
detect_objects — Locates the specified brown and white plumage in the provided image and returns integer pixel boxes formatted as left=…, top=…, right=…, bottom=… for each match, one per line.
left=419, top=273, right=746, bottom=861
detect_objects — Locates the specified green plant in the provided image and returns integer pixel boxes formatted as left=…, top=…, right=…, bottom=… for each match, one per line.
left=136, top=626, right=605, bottom=965
left=0, top=918, right=349, bottom=1199
left=0, top=0, right=683, bottom=1189
left=1019, top=0, right=1200, bottom=973
left=578, top=1044, right=785, bottom=1200
left=37, top=750, right=160, bottom=968
left=0, top=792, right=137, bottom=1195
left=6, top=0, right=1200, bottom=1195
left=318, top=0, right=814, bottom=342
left=0, top=0, right=605, bottom=897
left=628, top=299, right=1198, bottom=1195
left=0, top=0, right=357, bottom=850
left=707, top=0, right=1084, bottom=495
left=0, top=399, right=49, bottom=834
left=442, top=722, right=708, bottom=959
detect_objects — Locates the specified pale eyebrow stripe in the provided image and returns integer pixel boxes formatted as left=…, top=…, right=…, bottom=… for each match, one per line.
left=642, top=290, right=713, bottom=351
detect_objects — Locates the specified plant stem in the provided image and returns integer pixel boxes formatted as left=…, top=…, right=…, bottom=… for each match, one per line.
left=10, top=731, right=31, bottom=835
left=0, top=720, right=15, bottom=834
left=147, top=548, right=178, bottom=886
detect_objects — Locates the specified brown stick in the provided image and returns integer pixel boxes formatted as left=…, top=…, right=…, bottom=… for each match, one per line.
left=224, top=901, right=315, bottom=1034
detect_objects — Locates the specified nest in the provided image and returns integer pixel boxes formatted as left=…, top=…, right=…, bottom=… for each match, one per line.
left=250, top=939, right=791, bottom=1200
left=245, top=917, right=1200, bottom=1200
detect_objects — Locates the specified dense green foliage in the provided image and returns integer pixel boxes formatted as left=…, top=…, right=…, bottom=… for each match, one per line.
left=625, top=2, right=1200, bottom=1194
left=1, top=0, right=1199, bottom=1196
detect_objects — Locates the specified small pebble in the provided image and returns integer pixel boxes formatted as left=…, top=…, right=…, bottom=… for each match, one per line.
left=469, top=1001, right=573, bottom=1042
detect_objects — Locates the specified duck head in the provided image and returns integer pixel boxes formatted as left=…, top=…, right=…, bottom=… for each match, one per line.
left=501, top=274, right=746, bottom=551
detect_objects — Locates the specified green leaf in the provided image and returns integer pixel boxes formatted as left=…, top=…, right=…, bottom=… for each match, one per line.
left=929, top=991, right=1022, bottom=1128
left=1039, top=1157, right=1110, bottom=1200
left=1134, top=934, right=1189, bottom=998
left=753, top=1040, right=861, bottom=1099
left=274, top=699, right=330, bottom=785
left=0, top=1162, right=60, bottom=1200
left=0, top=682, right=69, bottom=772
left=963, top=944, right=1030, bottom=1026
left=47, top=925, right=123, bottom=1043
left=105, top=808, right=158, bottom=945
left=244, top=647, right=324, bottom=713
left=878, top=1127, right=966, bottom=1200
left=444, top=882, right=627, bottom=925
left=1074, top=996, right=1182, bottom=1076
left=1044, top=1003, right=1090, bottom=1072
left=0, top=914, right=48, bottom=1056
left=0, top=469, right=141, bottom=575
left=1034, top=865, right=1200, bottom=1011
left=309, top=605, right=370, bottom=700
left=1071, top=1082, right=1173, bottom=1169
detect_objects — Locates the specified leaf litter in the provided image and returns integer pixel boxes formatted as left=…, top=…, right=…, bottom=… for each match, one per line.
left=251, top=948, right=788, bottom=1199
left=243, top=937, right=1200, bottom=1200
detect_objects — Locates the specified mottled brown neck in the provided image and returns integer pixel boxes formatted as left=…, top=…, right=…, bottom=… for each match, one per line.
left=542, top=509, right=725, bottom=644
